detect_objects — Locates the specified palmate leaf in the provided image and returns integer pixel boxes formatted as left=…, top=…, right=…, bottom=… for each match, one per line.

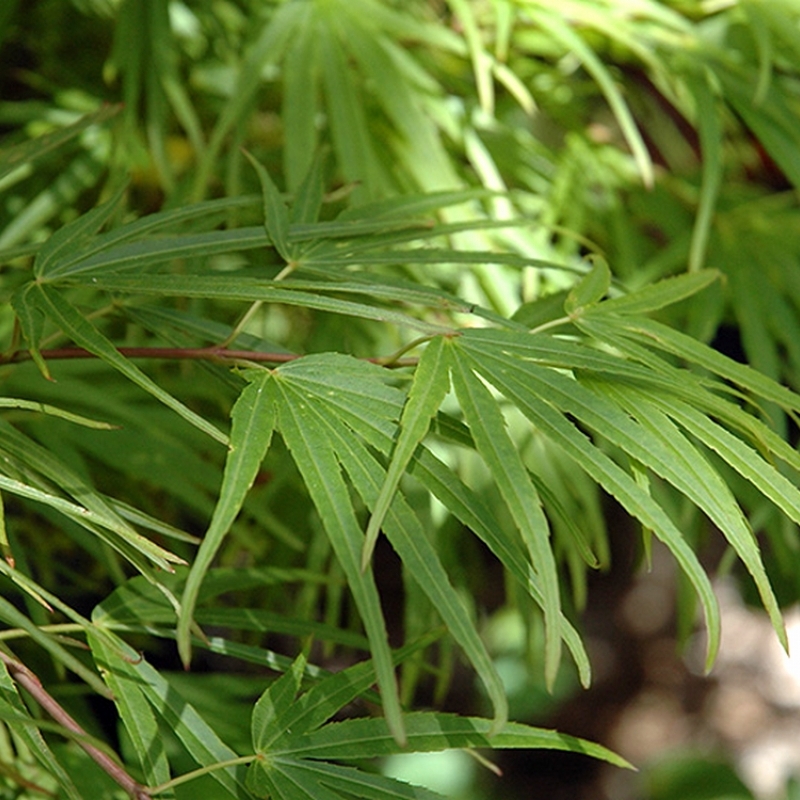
left=33, top=183, right=128, bottom=279
left=271, top=353, right=511, bottom=731
left=269, top=352, right=591, bottom=684
left=454, top=329, right=723, bottom=668
left=275, top=373, right=405, bottom=745
left=464, top=332, right=779, bottom=637
left=307, top=397, right=508, bottom=736
left=246, top=652, right=629, bottom=800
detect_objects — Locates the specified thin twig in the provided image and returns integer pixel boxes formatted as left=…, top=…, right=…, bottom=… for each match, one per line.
left=0, top=650, right=151, bottom=800
left=1, top=346, right=419, bottom=368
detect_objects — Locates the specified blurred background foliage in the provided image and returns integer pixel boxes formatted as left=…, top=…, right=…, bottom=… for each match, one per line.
left=3, top=1, right=800, bottom=798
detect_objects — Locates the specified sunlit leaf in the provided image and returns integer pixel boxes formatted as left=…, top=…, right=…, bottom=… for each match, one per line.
left=363, top=336, right=451, bottom=570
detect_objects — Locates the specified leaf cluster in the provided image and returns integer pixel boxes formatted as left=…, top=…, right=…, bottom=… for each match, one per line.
left=1, top=2, right=800, bottom=798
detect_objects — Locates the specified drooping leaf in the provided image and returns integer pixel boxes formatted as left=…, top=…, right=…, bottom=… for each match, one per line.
left=178, top=369, right=277, bottom=667
left=88, top=632, right=171, bottom=790
left=450, top=346, right=563, bottom=689
left=313, top=402, right=509, bottom=736
left=276, top=374, right=405, bottom=745
left=455, top=330, right=722, bottom=669
left=362, top=335, right=451, bottom=570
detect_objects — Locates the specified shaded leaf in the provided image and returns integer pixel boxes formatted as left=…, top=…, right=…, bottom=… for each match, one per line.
left=178, top=369, right=277, bottom=666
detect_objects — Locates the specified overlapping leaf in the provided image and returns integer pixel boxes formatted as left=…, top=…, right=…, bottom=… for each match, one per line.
left=178, top=369, right=277, bottom=667
left=245, top=651, right=630, bottom=799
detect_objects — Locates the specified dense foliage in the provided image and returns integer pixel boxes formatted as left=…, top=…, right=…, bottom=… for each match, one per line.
left=2, top=1, right=800, bottom=797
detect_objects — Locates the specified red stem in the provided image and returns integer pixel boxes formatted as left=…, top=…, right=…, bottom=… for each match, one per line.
left=3, top=346, right=417, bottom=367
left=0, top=651, right=151, bottom=800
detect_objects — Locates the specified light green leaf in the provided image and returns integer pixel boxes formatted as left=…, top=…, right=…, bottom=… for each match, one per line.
left=456, top=334, right=721, bottom=669
left=0, top=104, right=119, bottom=185
left=527, top=7, right=653, bottom=187
left=686, top=74, right=723, bottom=273
left=336, top=188, right=492, bottom=222
left=178, top=369, right=277, bottom=667
left=290, top=150, right=326, bottom=227
left=450, top=347, right=562, bottom=689
left=273, top=353, right=590, bottom=685
left=362, top=336, right=451, bottom=570
left=0, top=397, right=116, bottom=429
left=448, top=0, right=494, bottom=113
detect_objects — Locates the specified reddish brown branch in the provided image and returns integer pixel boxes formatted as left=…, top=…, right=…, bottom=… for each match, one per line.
left=0, top=651, right=151, bottom=800
left=2, top=346, right=418, bottom=368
